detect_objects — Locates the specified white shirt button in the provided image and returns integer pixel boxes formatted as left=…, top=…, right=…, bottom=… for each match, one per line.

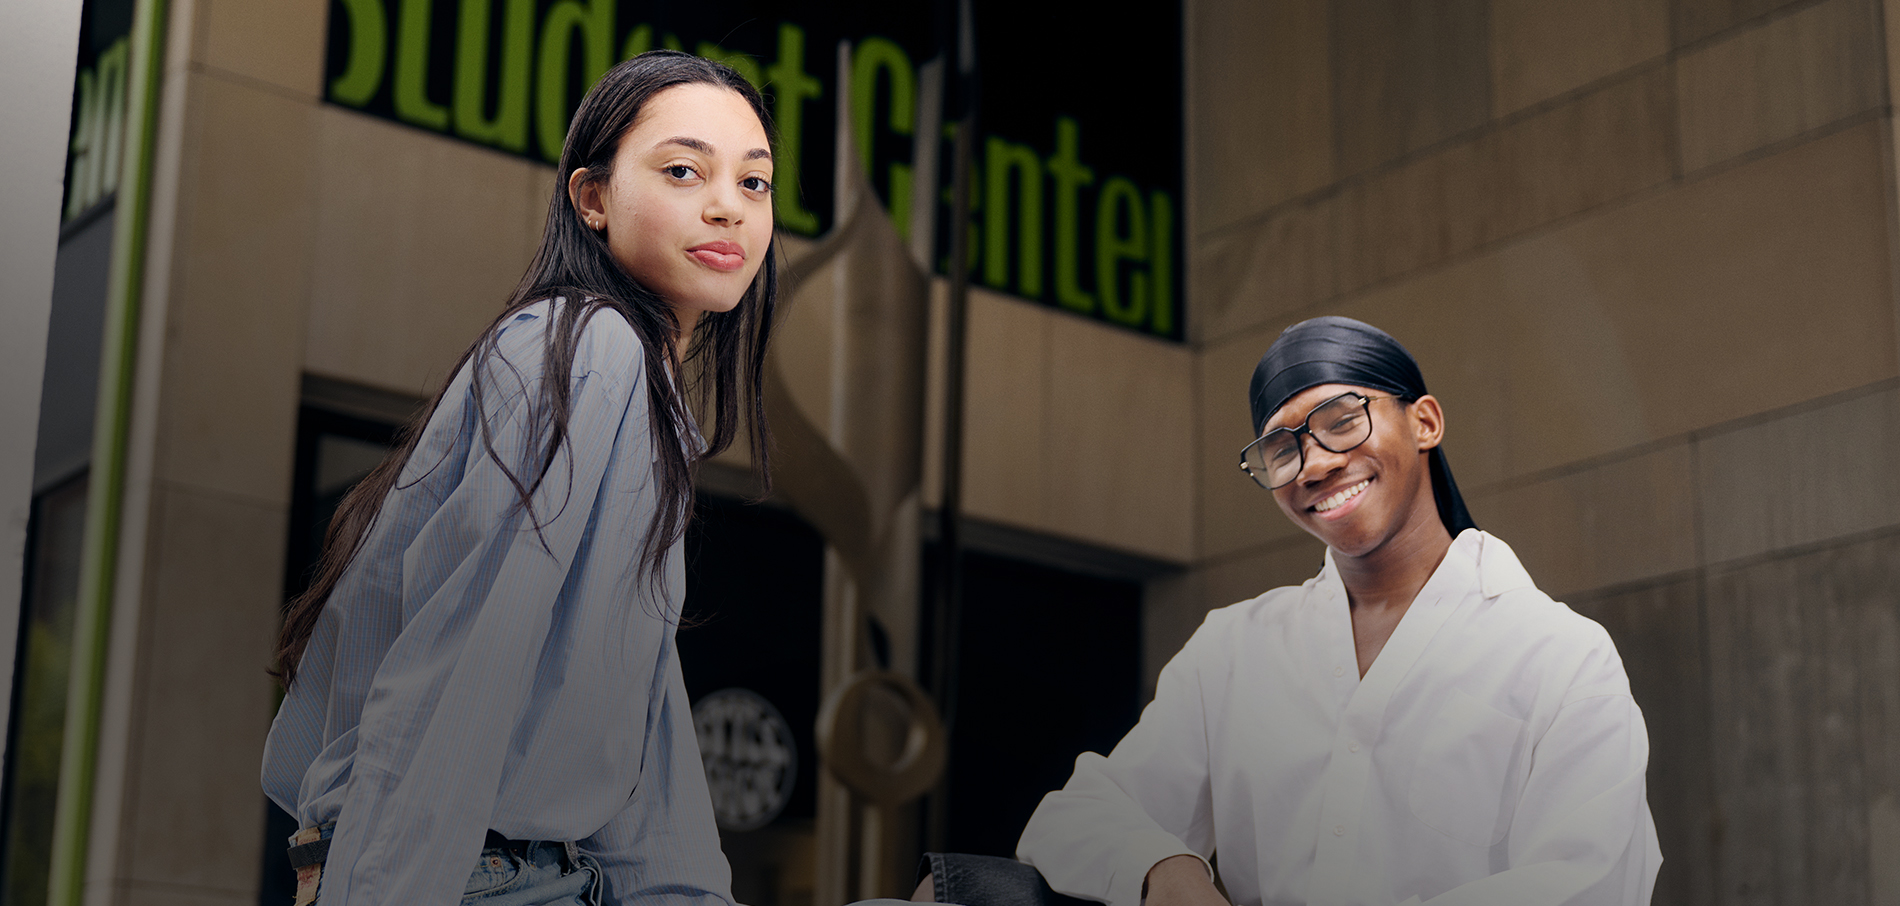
left=1333, top=824, right=1345, bottom=836
left=1333, top=666, right=1344, bottom=677
left=1348, top=742, right=1359, bottom=753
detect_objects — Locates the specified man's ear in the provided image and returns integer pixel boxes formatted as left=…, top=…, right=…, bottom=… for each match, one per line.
left=1410, top=394, right=1446, bottom=451
left=569, top=167, right=606, bottom=230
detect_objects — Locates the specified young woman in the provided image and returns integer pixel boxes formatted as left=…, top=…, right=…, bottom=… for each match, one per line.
left=261, top=51, right=778, bottom=906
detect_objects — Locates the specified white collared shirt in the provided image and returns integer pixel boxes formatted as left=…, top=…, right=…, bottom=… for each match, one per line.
left=1017, top=530, right=1661, bottom=906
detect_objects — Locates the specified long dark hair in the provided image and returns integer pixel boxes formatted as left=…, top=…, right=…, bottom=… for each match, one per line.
left=274, top=51, right=777, bottom=684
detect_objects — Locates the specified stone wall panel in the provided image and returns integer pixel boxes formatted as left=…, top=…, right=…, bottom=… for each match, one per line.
left=1331, top=0, right=1491, bottom=177
left=1569, top=578, right=1716, bottom=906
left=1676, top=0, right=1884, bottom=173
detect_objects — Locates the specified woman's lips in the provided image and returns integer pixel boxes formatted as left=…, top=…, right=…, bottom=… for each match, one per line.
left=687, top=241, right=745, bottom=272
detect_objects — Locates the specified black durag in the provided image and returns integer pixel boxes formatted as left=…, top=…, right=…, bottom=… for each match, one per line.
left=1248, top=316, right=1477, bottom=536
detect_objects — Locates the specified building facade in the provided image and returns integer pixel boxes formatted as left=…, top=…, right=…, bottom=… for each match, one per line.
left=15, top=1, right=1900, bottom=905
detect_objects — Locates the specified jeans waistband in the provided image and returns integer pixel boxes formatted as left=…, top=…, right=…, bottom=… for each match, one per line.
left=286, top=823, right=595, bottom=906
left=286, top=823, right=561, bottom=869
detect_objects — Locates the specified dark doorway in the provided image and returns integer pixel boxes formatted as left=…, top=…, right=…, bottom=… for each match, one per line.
left=677, top=493, right=826, bottom=906
left=929, top=550, right=1143, bottom=858
left=678, top=493, right=825, bottom=824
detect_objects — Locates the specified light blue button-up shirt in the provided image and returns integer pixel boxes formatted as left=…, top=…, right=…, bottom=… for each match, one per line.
left=262, top=300, right=733, bottom=906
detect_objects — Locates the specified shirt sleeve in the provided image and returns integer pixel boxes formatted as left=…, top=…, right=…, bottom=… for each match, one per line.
left=1411, top=641, right=1663, bottom=906
left=315, top=316, right=646, bottom=906
left=1016, top=614, right=1223, bottom=906
left=582, top=644, right=736, bottom=906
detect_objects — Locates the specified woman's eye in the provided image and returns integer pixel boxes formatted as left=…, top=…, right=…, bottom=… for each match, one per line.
left=664, top=165, right=697, bottom=180
left=741, top=176, right=774, bottom=193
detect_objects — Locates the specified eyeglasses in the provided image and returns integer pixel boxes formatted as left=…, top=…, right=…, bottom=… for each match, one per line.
left=1238, top=392, right=1399, bottom=490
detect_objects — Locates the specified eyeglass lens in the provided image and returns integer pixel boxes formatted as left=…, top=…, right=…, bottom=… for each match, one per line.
left=1244, top=394, right=1375, bottom=489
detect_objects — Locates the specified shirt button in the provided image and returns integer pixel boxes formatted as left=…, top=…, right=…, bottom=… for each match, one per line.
left=1333, top=666, right=1344, bottom=677
left=1348, top=742, right=1360, bottom=753
left=1333, top=824, right=1345, bottom=836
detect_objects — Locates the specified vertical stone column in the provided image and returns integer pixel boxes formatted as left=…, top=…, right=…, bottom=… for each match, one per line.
left=769, top=42, right=932, bottom=905
left=69, top=2, right=325, bottom=905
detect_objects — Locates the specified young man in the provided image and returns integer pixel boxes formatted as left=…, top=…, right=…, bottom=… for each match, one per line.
left=1014, top=317, right=1660, bottom=906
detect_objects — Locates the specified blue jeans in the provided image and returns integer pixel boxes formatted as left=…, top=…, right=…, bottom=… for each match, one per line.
left=292, top=824, right=602, bottom=906
left=916, top=853, right=1092, bottom=906
left=460, top=839, right=600, bottom=906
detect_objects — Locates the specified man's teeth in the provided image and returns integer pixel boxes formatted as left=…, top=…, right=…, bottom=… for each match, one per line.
left=1314, top=480, right=1370, bottom=512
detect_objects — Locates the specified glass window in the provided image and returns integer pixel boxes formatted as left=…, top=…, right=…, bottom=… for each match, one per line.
left=0, top=474, right=90, bottom=906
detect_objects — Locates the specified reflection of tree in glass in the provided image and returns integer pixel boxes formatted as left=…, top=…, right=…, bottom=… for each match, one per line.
left=3, top=476, right=87, bottom=906
left=693, top=689, right=797, bottom=833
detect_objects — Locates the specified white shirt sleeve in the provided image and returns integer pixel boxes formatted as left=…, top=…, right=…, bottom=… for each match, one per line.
left=1412, top=650, right=1662, bottom=905
left=1017, top=614, right=1224, bottom=906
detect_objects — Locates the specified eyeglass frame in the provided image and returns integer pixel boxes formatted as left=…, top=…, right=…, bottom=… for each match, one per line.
left=1237, top=391, right=1405, bottom=490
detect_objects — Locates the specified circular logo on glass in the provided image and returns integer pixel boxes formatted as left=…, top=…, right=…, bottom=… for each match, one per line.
left=692, top=688, right=797, bottom=831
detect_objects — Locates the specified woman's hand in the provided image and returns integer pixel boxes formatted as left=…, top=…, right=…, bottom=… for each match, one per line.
left=1142, top=855, right=1228, bottom=906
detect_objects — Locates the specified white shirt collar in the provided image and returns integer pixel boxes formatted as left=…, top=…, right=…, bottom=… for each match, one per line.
left=1317, top=528, right=1537, bottom=603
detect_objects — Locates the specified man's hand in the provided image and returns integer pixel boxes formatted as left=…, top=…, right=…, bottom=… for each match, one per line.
left=1142, top=855, right=1228, bottom=906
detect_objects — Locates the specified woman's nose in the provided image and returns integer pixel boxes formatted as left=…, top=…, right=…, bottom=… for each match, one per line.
left=705, top=183, right=742, bottom=225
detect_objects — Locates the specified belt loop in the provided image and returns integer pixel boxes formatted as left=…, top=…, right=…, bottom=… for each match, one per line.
left=287, top=823, right=332, bottom=906
left=572, top=844, right=604, bottom=906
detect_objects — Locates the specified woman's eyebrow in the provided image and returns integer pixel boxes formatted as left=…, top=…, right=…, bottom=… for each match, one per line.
left=655, top=136, right=714, bottom=154
left=653, top=137, right=773, bottom=162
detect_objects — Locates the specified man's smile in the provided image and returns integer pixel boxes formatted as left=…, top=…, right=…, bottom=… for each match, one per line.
left=1311, top=478, right=1371, bottom=516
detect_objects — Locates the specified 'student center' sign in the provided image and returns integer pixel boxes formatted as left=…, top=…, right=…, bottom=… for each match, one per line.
left=322, top=0, right=1184, bottom=340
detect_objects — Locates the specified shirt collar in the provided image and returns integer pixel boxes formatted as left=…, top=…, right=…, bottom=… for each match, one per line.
left=1469, top=529, right=1538, bottom=598
left=1316, top=528, right=1529, bottom=603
